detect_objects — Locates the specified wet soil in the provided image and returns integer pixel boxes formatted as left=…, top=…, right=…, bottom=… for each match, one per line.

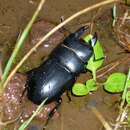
left=1, top=73, right=59, bottom=123
left=0, top=0, right=130, bottom=130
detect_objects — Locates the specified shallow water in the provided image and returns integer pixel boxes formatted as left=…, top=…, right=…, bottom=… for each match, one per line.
left=0, top=0, right=130, bottom=130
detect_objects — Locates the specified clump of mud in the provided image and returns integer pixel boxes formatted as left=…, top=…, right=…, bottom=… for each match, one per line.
left=18, top=20, right=65, bottom=72
left=1, top=73, right=59, bottom=122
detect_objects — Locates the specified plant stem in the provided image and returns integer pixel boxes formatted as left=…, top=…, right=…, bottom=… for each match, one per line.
left=0, top=0, right=46, bottom=90
left=92, top=70, right=97, bottom=81
left=2, top=0, right=120, bottom=90
left=120, top=69, right=130, bottom=109
left=18, top=98, right=48, bottom=130
left=112, top=4, right=117, bottom=27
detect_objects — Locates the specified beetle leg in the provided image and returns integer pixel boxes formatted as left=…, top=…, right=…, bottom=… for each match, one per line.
left=48, top=98, right=62, bottom=118
left=43, top=98, right=62, bottom=130
left=80, top=66, right=88, bottom=73
left=66, top=91, right=72, bottom=103
left=66, top=78, right=76, bottom=103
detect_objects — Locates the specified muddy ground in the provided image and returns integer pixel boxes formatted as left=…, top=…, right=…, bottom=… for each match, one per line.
left=0, top=0, right=130, bottom=130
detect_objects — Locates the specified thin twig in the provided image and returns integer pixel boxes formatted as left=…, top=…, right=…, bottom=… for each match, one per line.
left=91, top=107, right=112, bottom=130
left=2, top=0, right=120, bottom=89
left=89, top=8, right=102, bottom=34
left=120, top=69, right=130, bottom=109
left=0, top=112, right=22, bottom=126
left=18, top=98, right=48, bottom=130
left=114, top=104, right=129, bottom=130
left=97, top=54, right=130, bottom=78
left=119, top=10, right=128, bottom=28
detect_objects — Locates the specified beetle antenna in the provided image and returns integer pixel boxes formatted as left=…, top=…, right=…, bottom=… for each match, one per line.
left=90, top=32, right=98, bottom=47
left=74, top=25, right=89, bottom=38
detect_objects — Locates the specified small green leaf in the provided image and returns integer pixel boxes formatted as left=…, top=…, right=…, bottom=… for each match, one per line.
left=86, top=79, right=98, bottom=91
left=72, top=83, right=89, bottom=96
left=84, top=35, right=104, bottom=72
left=104, top=73, right=130, bottom=93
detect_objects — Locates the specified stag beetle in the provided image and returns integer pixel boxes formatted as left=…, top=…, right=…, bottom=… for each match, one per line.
left=26, top=26, right=97, bottom=117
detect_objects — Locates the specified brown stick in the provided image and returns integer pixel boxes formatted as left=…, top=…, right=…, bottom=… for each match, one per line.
left=97, top=54, right=130, bottom=78
left=91, top=107, right=112, bottom=130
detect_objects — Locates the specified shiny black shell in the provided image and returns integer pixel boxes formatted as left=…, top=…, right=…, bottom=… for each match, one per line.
left=26, top=27, right=96, bottom=105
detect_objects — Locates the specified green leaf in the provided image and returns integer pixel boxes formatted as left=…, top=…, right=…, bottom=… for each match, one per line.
left=86, top=79, right=98, bottom=91
left=72, top=83, right=89, bottom=96
left=104, top=73, right=130, bottom=93
left=84, top=35, right=104, bottom=72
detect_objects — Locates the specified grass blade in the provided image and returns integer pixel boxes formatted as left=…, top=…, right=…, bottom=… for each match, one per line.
left=0, top=0, right=46, bottom=90
left=18, top=98, right=48, bottom=130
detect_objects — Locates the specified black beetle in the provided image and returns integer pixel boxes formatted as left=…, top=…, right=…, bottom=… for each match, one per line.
left=26, top=26, right=97, bottom=112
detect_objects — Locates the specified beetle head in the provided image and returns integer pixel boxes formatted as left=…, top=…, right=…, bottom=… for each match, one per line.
left=65, top=26, right=89, bottom=42
left=66, top=26, right=97, bottom=48
left=74, top=25, right=89, bottom=39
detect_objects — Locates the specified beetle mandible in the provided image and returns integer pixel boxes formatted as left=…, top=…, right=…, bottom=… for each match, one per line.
left=26, top=26, right=97, bottom=112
